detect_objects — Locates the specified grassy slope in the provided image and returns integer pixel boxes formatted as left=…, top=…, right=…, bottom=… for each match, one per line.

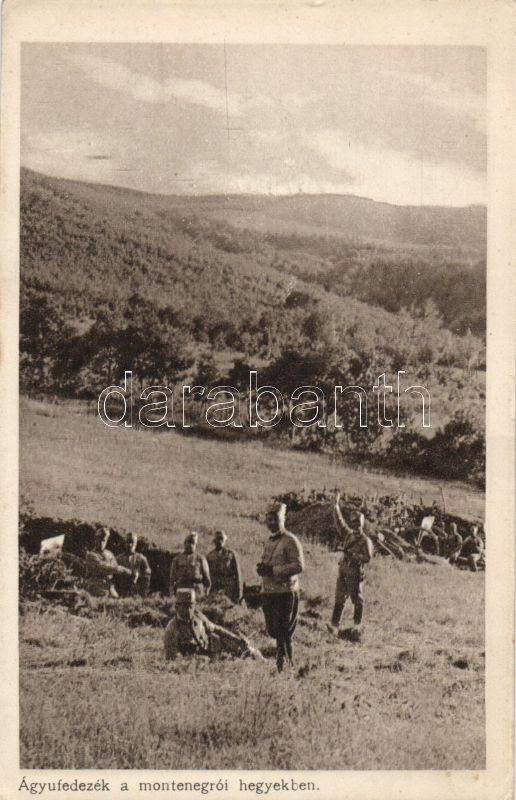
left=20, top=398, right=484, bottom=769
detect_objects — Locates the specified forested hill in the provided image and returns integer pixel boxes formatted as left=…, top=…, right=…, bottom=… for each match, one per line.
left=21, top=168, right=485, bottom=338
left=20, top=167, right=486, bottom=485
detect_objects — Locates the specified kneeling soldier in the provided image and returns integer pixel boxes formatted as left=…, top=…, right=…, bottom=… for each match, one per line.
left=164, top=589, right=263, bottom=660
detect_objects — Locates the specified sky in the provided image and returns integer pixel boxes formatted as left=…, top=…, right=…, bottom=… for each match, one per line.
left=21, top=44, right=486, bottom=207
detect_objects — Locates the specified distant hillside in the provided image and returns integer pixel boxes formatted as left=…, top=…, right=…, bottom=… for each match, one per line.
left=21, top=168, right=486, bottom=252
left=18, top=168, right=421, bottom=338
left=20, top=168, right=485, bottom=339
left=169, top=192, right=486, bottom=253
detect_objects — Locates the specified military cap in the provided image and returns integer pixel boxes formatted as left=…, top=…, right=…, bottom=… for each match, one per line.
left=214, top=530, right=227, bottom=543
left=184, top=531, right=198, bottom=544
left=266, top=501, right=287, bottom=517
left=176, top=588, right=196, bottom=605
left=126, top=532, right=138, bottom=544
left=95, top=526, right=110, bottom=542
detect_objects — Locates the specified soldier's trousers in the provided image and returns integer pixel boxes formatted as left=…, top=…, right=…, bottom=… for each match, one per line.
left=331, top=564, right=364, bottom=626
left=261, top=591, right=299, bottom=671
left=468, top=553, right=481, bottom=572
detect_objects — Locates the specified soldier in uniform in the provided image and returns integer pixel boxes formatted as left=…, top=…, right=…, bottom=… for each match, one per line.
left=118, top=533, right=152, bottom=595
left=460, top=525, right=484, bottom=571
left=257, top=501, right=305, bottom=672
left=206, top=530, right=242, bottom=603
left=164, top=589, right=264, bottom=660
left=169, top=532, right=211, bottom=598
left=446, top=522, right=463, bottom=565
left=327, top=493, right=373, bottom=636
left=84, top=527, right=131, bottom=598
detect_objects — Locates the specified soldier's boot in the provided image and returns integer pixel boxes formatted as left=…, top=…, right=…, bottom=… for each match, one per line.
left=353, top=600, right=363, bottom=627
left=285, top=637, right=294, bottom=667
left=328, top=601, right=344, bottom=633
left=276, top=638, right=287, bottom=672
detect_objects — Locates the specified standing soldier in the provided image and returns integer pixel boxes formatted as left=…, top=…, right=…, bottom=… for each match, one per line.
left=257, top=501, right=304, bottom=672
left=118, top=533, right=152, bottom=595
left=169, top=532, right=211, bottom=598
left=206, top=530, right=242, bottom=603
left=84, top=527, right=131, bottom=598
left=164, top=589, right=264, bottom=661
left=327, top=493, right=373, bottom=638
left=446, top=522, right=463, bottom=565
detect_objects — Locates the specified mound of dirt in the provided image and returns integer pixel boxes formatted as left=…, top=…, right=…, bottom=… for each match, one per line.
left=19, top=514, right=179, bottom=594
left=280, top=489, right=483, bottom=560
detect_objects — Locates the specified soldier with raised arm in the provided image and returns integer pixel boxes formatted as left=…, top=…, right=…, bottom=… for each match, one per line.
left=327, top=493, right=373, bottom=638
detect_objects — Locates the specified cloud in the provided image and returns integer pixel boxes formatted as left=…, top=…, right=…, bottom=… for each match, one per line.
left=70, top=54, right=243, bottom=116
left=22, top=130, right=123, bottom=183
left=307, top=128, right=485, bottom=206
left=383, top=69, right=485, bottom=132
left=186, top=160, right=359, bottom=196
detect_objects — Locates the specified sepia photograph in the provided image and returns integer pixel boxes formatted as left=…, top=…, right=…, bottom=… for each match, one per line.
left=1, top=2, right=514, bottom=797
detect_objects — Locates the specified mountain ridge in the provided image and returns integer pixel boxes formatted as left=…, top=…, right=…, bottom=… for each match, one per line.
left=21, top=167, right=486, bottom=252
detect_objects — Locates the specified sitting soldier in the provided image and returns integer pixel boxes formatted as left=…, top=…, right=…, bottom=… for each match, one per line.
left=461, top=525, right=484, bottom=572
left=206, top=530, right=242, bottom=603
left=118, top=533, right=152, bottom=596
left=84, top=527, right=131, bottom=598
left=164, top=589, right=264, bottom=661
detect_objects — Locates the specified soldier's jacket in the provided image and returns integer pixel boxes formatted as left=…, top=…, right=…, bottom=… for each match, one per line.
left=333, top=509, right=374, bottom=568
left=163, top=610, right=254, bottom=659
left=119, top=552, right=152, bottom=577
left=83, top=549, right=119, bottom=596
left=447, top=531, right=463, bottom=553
left=206, top=547, right=241, bottom=601
left=260, top=530, right=304, bottom=594
left=169, top=552, right=211, bottom=596
left=461, top=535, right=483, bottom=556
left=339, top=534, right=373, bottom=570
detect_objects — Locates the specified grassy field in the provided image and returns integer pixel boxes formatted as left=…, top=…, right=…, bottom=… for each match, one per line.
left=19, top=397, right=485, bottom=769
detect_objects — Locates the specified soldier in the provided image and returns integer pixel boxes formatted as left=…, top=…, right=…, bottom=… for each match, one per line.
left=164, top=589, right=264, bottom=660
left=84, top=527, right=131, bottom=598
left=327, top=493, right=373, bottom=637
left=446, top=522, right=463, bottom=565
left=118, top=533, right=152, bottom=595
left=206, top=530, right=242, bottom=603
left=461, top=525, right=484, bottom=572
left=257, top=501, right=304, bottom=672
left=404, top=516, right=446, bottom=556
left=169, top=532, right=211, bottom=598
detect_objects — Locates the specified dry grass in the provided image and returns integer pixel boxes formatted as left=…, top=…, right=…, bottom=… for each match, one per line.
left=19, top=397, right=485, bottom=769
